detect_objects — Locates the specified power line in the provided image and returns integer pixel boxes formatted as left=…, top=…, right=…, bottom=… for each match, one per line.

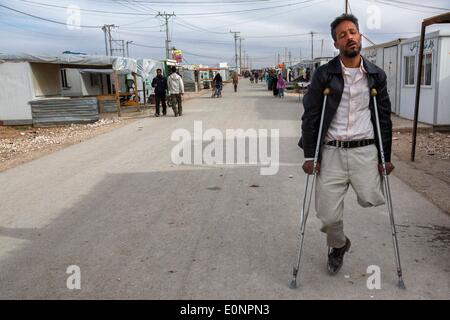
left=175, top=16, right=228, bottom=34
left=182, top=49, right=227, bottom=60
left=120, top=24, right=164, bottom=29
left=129, top=42, right=165, bottom=49
left=12, top=0, right=153, bottom=16
left=131, top=42, right=228, bottom=61
left=246, top=32, right=312, bottom=39
left=369, top=0, right=449, bottom=13
left=0, top=12, right=85, bottom=38
left=0, top=3, right=102, bottom=28
left=124, top=0, right=158, bottom=14
left=90, top=0, right=288, bottom=5
left=376, top=0, right=449, bottom=11
left=117, top=15, right=160, bottom=27
left=208, top=0, right=326, bottom=30
left=174, top=0, right=318, bottom=16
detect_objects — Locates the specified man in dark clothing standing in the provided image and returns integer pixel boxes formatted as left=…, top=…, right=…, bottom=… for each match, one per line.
left=151, top=68, right=167, bottom=117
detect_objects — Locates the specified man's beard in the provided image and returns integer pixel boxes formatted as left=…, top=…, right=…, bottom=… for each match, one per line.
left=341, top=43, right=361, bottom=58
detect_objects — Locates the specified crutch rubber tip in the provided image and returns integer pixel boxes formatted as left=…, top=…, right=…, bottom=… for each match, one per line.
left=323, top=88, right=330, bottom=95
left=371, top=88, right=377, bottom=97
left=398, top=279, right=406, bottom=290
left=288, top=279, right=297, bottom=289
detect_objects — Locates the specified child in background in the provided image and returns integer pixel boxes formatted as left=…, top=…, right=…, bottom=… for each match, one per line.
left=277, top=74, right=286, bottom=99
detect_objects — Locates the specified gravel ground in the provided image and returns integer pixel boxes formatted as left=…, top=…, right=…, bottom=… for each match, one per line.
left=393, top=131, right=450, bottom=182
left=393, top=131, right=450, bottom=160
left=0, top=118, right=131, bottom=172
left=392, top=130, right=450, bottom=214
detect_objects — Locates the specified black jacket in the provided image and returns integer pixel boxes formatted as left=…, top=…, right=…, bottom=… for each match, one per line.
left=151, top=75, right=167, bottom=95
left=213, top=73, right=223, bottom=84
left=298, top=55, right=392, bottom=163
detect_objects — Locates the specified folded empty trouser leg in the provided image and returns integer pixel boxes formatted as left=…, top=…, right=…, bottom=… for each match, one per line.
left=315, top=144, right=385, bottom=248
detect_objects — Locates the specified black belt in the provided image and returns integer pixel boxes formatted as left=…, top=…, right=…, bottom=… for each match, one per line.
left=325, top=139, right=375, bottom=148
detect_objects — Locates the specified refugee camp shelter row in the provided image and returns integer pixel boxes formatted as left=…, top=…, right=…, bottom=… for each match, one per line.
left=64, top=58, right=164, bottom=109
left=362, top=30, right=450, bottom=128
left=0, top=54, right=137, bottom=125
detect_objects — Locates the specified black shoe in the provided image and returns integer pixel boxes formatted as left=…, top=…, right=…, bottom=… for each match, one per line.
left=155, top=113, right=160, bottom=117
left=327, top=237, right=351, bottom=275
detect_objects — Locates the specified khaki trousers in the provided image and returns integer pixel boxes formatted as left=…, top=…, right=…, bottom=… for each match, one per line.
left=315, top=144, right=385, bottom=248
left=170, top=94, right=182, bottom=115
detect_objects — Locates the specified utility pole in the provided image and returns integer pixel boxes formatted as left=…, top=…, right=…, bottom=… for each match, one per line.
left=230, top=30, right=240, bottom=72
left=345, top=0, right=348, bottom=14
left=157, top=12, right=176, bottom=59
left=102, top=24, right=126, bottom=57
left=311, top=32, right=314, bottom=60
left=239, top=37, right=244, bottom=74
left=321, top=39, right=324, bottom=57
left=126, top=40, right=133, bottom=57
left=102, top=24, right=116, bottom=56
left=284, top=47, right=287, bottom=64
left=118, top=40, right=125, bottom=56
left=102, top=25, right=108, bottom=55
left=288, top=51, right=292, bottom=67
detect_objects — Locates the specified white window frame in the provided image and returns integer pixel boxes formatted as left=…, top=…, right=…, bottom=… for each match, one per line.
left=420, top=51, right=433, bottom=88
left=403, top=55, right=415, bottom=87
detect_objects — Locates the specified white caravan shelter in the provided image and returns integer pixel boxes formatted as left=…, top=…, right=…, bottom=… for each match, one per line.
left=0, top=53, right=137, bottom=125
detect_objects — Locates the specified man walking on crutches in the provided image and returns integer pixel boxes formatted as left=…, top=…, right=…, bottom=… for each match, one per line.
left=291, top=13, right=405, bottom=289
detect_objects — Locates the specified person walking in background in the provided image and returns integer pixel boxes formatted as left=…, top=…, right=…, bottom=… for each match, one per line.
left=167, top=66, right=184, bottom=117
left=271, top=72, right=278, bottom=97
left=212, top=72, right=223, bottom=97
left=267, top=70, right=273, bottom=91
left=277, top=73, right=286, bottom=98
left=151, top=68, right=167, bottom=117
left=232, top=72, right=239, bottom=92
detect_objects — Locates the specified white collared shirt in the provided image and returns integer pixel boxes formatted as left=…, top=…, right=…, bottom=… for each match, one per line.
left=325, top=58, right=374, bottom=142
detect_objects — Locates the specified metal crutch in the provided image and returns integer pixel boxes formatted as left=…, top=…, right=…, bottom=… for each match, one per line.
left=371, top=88, right=406, bottom=290
left=289, top=88, right=330, bottom=289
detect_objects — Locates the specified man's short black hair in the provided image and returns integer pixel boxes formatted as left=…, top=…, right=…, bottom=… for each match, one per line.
left=171, top=66, right=177, bottom=73
left=156, top=68, right=162, bottom=72
left=330, top=13, right=359, bottom=41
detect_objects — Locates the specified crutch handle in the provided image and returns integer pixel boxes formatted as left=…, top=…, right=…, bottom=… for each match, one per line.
left=371, top=88, right=377, bottom=97
left=323, top=88, right=330, bottom=96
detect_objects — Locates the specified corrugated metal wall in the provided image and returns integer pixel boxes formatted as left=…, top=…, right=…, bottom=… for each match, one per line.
left=30, top=97, right=99, bottom=126
left=98, top=99, right=118, bottom=113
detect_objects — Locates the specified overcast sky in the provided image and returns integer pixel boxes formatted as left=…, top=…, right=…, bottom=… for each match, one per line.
left=0, top=0, right=449, bottom=67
